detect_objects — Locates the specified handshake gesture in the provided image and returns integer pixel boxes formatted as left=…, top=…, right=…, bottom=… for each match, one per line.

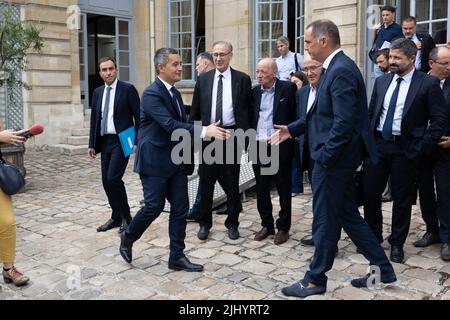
left=205, top=121, right=231, bottom=140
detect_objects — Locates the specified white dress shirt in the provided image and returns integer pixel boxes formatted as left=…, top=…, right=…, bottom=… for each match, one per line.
left=377, top=68, right=415, bottom=135
left=409, top=34, right=422, bottom=71
left=211, top=67, right=235, bottom=126
left=256, top=82, right=276, bottom=141
left=306, top=86, right=317, bottom=113
left=322, top=48, right=343, bottom=71
left=101, top=78, right=117, bottom=134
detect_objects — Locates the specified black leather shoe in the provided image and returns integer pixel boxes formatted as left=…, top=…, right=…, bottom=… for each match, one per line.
left=168, top=256, right=203, bottom=272
left=300, top=236, right=314, bottom=246
left=97, top=219, right=121, bottom=232
left=118, top=218, right=132, bottom=234
left=216, top=206, right=228, bottom=215
left=228, top=227, right=240, bottom=240
left=441, top=243, right=450, bottom=261
left=186, top=209, right=199, bottom=222
left=197, top=225, right=210, bottom=240
left=119, top=233, right=133, bottom=263
left=390, top=245, right=404, bottom=263
left=413, top=232, right=441, bottom=247
left=281, top=280, right=326, bottom=298
left=351, top=272, right=397, bottom=288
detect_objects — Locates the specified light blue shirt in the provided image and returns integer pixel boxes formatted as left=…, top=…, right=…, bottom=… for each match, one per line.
left=275, top=51, right=304, bottom=81
left=256, top=82, right=276, bottom=141
left=377, top=68, right=415, bottom=135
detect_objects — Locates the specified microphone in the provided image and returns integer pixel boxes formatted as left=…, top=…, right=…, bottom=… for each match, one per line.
left=17, top=124, right=44, bottom=138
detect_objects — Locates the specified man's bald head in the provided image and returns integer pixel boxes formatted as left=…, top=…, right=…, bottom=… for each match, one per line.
left=256, top=58, right=278, bottom=89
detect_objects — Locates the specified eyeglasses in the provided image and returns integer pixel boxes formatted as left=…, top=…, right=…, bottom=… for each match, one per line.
left=212, top=52, right=231, bottom=58
left=302, top=65, right=322, bottom=73
left=433, top=60, right=450, bottom=67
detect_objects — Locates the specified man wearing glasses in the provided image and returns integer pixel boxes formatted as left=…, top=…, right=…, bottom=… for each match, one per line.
left=190, top=41, right=252, bottom=241
left=414, top=46, right=450, bottom=261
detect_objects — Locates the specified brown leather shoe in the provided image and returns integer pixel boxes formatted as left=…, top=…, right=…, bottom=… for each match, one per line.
left=274, top=230, right=289, bottom=245
left=254, top=227, right=275, bottom=241
left=3, top=266, right=29, bottom=287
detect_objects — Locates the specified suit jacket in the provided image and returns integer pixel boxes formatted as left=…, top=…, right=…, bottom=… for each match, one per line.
left=134, top=78, right=201, bottom=177
left=294, top=85, right=311, bottom=170
left=441, top=77, right=450, bottom=137
left=288, top=51, right=377, bottom=169
left=190, top=67, right=252, bottom=131
left=89, top=80, right=140, bottom=153
left=416, top=33, right=436, bottom=73
left=251, top=79, right=297, bottom=163
left=368, top=70, right=447, bottom=159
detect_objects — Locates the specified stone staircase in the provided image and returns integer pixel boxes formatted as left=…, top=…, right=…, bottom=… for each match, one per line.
left=49, top=110, right=91, bottom=155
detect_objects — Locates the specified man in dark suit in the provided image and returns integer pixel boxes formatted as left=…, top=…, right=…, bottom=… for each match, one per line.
left=271, top=20, right=396, bottom=298
left=88, top=57, right=140, bottom=234
left=402, top=16, right=435, bottom=73
left=294, top=54, right=322, bottom=247
left=362, top=38, right=447, bottom=264
left=415, top=46, right=450, bottom=261
left=119, top=48, right=229, bottom=270
left=190, top=41, right=252, bottom=241
left=251, top=58, right=296, bottom=245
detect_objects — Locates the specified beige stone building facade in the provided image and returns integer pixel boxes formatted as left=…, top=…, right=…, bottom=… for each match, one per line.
left=0, top=0, right=448, bottom=151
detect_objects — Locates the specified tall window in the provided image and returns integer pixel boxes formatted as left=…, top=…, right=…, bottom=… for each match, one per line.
left=254, top=0, right=287, bottom=64
left=295, top=0, right=305, bottom=54
left=414, top=0, right=448, bottom=45
left=168, top=0, right=195, bottom=81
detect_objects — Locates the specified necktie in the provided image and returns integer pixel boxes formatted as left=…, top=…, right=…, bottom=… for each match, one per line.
left=100, top=86, right=112, bottom=136
left=215, top=74, right=223, bottom=124
left=382, top=77, right=403, bottom=140
left=170, top=86, right=183, bottom=120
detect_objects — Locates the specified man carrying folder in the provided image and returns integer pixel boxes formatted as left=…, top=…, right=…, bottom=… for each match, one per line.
left=88, top=57, right=140, bottom=234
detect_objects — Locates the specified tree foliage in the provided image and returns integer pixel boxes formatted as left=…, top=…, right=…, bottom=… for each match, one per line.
left=0, top=5, right=43, bottom=88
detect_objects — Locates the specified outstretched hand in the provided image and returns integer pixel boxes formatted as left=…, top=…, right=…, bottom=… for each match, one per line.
left=205, top=121, right=231, bottom=140
left=268, top=125, right=292, bottom=145
left=0, top=129, right=26, bottom=145
left=438, top=136, right=450, bottom=149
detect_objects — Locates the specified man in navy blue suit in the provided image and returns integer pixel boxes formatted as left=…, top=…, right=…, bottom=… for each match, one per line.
left=119, top=48, right=229, bottom=271
left=270, top=20, right=396, bottom=298
left=363, top=39, right=447, bottom=264
left=88, top=57, right=140, bottom=234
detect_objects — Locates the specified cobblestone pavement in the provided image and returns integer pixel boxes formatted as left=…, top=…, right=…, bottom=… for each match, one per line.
left=1, top=150, right=449, bottom=300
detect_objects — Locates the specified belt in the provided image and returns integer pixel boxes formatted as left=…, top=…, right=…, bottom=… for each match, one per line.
left=375, top=131, right=401, bottom=142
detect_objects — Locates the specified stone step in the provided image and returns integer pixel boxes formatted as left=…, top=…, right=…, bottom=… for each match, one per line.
left=67, top=136, right=89, bottom=146
left=71, top=128, right=90, bottom=136
left=84, top=120, right=90, bottom=128
left=48, top=144, right=88, bottom=156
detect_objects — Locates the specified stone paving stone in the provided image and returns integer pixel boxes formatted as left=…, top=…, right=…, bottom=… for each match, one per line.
left=211, top=253, right=243, bottom=266
left=228, top=287, right=267, bottom=300
left=239, top=249, right=267, bottom=260
left=405, top=255, right=444, bottom=270
left=242, top=277, right=278, bottom=292
left=334, top=287, right=376, bottom=300
left=191, top=276, right=218, bottom=289
left=238, top=261, right=277, bottom=275
left=408, top=279, right=445, bottom=296
left=228, top=272, right=251, bottom=283
left=156, top=280, right=188, bottom=296
left=403, top=268, right=442, bottom=282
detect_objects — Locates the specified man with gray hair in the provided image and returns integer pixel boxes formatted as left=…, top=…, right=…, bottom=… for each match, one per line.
left=120, top=48, right=229, bottom=270
left=363, top=38, right=447, bottom=264
left=195, top=52, right=215, bottom=76
left=271, top=19, right=397, bottom=298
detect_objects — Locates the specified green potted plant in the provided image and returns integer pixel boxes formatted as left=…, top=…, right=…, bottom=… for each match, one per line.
left=0, top=5, right=43, bottom=175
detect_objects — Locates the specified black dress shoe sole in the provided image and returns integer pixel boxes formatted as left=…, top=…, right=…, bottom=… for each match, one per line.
left=168, top=265, right=203, bottom=272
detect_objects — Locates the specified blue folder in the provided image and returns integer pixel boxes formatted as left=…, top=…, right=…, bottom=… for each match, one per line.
left=118, top=126, right=135, bottom=157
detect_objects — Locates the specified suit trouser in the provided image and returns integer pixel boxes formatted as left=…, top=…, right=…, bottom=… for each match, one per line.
left=434, top=149, right=450, bottom=244
left=198, top=137, right=242, bottom=230
left=363, top=137, right=418, bottom=246
left=125, top=171, right=188, bottom=260
left=100, top=135, right=131, bottom=223
left=304, top=163, right=394, bottom=287
left=417, top=152, right=439, bottom=234
left=252, top=142, right=292, bottom=232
